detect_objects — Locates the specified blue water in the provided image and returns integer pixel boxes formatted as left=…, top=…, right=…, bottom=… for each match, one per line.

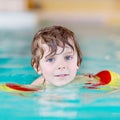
left=0, top=28, right=120, bottom=119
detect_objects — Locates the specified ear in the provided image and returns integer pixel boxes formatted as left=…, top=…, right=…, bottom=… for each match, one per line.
left=36, top=67, right=42, bottom=74
left=33, top=63, right=42, bottom=74
left=77, top=61, right=80, bottom=69
left=76, top=65, right=79, bottom=70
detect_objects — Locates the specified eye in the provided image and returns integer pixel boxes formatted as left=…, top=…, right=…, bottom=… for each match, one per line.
left=65, top=55, right=73, bottom=61
left=46, top=57, right=55, bottom=63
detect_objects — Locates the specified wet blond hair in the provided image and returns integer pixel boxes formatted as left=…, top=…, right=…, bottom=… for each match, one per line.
left=31, top=25, right=82, bottom=72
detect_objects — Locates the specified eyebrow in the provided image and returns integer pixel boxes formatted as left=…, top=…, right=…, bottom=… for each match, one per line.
left=64, top=51, right=74, bottom=56
left=45, top=51, right=73, bottom=59
left=45, top=54, right=55, bottom=60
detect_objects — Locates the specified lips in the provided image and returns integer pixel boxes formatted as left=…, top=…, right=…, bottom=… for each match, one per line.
left=55, top=74, right=69, bottom=77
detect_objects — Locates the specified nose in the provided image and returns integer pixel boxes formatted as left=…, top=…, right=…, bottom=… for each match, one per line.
left=58, top=66, right=65, bottom=70
left=57, top=59, right=66, bottom=70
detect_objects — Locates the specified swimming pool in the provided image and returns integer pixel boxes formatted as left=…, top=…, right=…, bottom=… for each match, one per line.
left=0, top=27, right=120, bottom=119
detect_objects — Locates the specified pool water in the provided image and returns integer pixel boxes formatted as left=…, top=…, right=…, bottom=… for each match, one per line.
left=0, top=27, right=120, bottom=119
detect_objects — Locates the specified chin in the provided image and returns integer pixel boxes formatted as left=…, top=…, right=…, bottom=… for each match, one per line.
left=53, top=81, right=72, bottom=87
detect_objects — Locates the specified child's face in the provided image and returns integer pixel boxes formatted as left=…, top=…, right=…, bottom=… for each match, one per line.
left=37, top=42, right=78, bottom=86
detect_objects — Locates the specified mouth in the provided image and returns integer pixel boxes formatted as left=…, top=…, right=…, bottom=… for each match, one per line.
left=54, top=74, right=69, bottom=78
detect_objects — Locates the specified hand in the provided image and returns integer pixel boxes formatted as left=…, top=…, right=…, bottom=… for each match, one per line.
left=85, top=73, right=94, bottom=78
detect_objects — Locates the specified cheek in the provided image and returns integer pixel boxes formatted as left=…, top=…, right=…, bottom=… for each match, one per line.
left=70, top=65, right=77, bottom=72
left=40, top=62, right=54, bottom=74
left=70, top=57, right=78, bottom=66
left=45, top=67, right=53, bottom=73
left=69, top=58, right=78, bottom=71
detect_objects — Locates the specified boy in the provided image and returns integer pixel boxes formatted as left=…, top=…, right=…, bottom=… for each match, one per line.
left=31, top=25, right=120, bottom=90
left=31, top=25, right=82, bottom=87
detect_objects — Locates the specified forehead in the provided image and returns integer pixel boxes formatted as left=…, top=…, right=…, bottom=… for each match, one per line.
left=42, top=44, right=74, bottom=55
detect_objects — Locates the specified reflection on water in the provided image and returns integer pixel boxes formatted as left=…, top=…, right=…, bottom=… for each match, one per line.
left=1, top=83, right=120, bottom=119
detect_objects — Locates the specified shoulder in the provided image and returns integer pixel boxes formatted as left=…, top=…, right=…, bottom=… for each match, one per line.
left=31, top=76, right=45, bottom=86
